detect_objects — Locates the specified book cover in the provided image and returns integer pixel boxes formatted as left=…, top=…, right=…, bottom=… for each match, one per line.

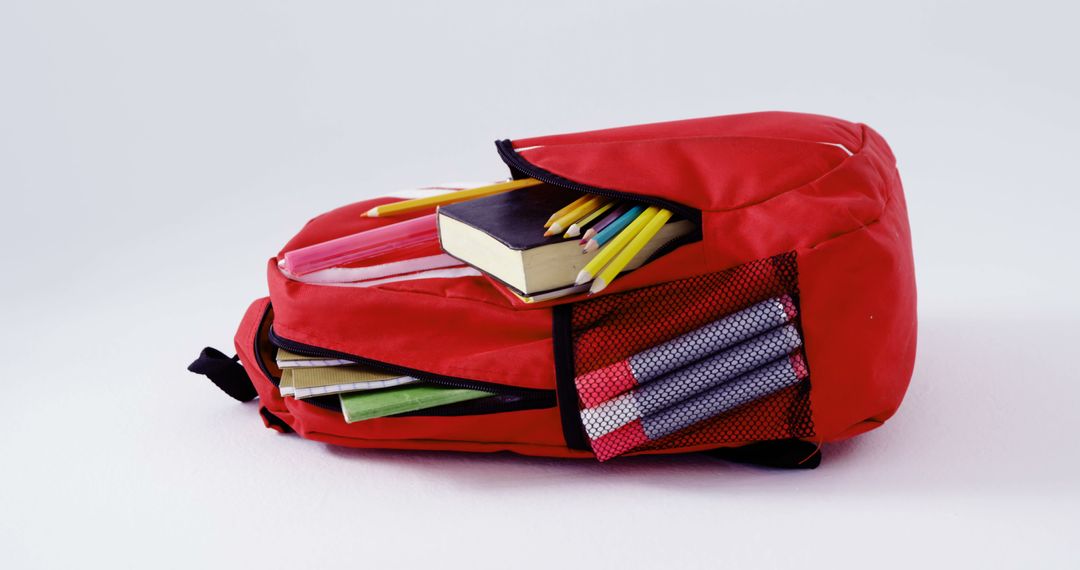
left=339, top=384, right=490, bottom=423
left=437, top=183, right=582, bottom=250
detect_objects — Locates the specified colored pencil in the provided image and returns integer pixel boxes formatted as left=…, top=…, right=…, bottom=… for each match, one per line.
left=589, top=208, right=673, bottom=294
left=582, top=205, right=645, bottom=253
left=545, top=196, right=604, bottom=237
left=574, top=206, right=656, bottom=285
left=563, top=200, right=615, bottom=238
left=362, top=178, right=541, bottom=217
left=544, top=195, right=592, bottom=228
left=580, top=204, right=629, bottom=244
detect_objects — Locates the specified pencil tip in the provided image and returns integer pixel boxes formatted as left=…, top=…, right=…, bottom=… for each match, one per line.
left=583, top=240, right=598, bottom=253
left=565, top=225, right=581, bottom=238
left=589, top=278, right=606, bottom=294
left=363, top=208, right=378, bottom=218
left=574, top=271, right=591, bottom=285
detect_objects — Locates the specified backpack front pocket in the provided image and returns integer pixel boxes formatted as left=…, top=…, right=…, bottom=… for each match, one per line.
left=553, top=252, right=815, bottom=461
left=266, top=325, right=556, bottom=417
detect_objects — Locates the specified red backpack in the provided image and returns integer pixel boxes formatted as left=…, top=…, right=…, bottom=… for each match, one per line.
left=190, top=111, right=916, bottom=468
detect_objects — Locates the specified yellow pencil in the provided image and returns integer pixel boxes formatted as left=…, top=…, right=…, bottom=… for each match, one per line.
left=563, top=200, right=614, bottom=238
left=544, top=195, right=592, bottom=228
left=589, top=208, right=673, bottom=294
left=574, top=206, right=659, bottom=285
left=363, top=178, right=542, bottom=217
left=544, top=196, right=604, bottom=237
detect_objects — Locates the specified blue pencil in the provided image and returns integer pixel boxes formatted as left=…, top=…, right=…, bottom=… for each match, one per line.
left=582, top=205, right=644, bottom=253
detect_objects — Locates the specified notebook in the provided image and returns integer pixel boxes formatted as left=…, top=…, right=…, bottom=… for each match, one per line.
left=437, top=184, right=694, bottom=295
left=339, top=384, right=490, bottom=423
left=276, top=352, right=419, bottom=398
left=276, top=349, right=353, bottom=368
left=280, top=369, right=419, bottom=398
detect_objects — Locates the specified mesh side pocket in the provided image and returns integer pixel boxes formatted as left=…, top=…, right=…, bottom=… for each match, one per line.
left=567, top=252, right=814, bottom=461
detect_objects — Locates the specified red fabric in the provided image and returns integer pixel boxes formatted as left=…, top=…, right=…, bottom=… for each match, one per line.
left=232, top=111, right=915, bottom=457
left=515, top=112, right=915, bottom=445
left=233, top=295, right=587, bottom=458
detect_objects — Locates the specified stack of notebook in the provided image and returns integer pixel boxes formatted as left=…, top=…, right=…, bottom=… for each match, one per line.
left=277, top=349, right=490, bottom=422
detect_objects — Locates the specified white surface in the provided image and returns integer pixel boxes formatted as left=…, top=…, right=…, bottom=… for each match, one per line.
left=2, top=1, right=1078, bottom=568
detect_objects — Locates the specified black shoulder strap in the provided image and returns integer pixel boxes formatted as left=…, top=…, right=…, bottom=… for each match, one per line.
left=188, top=347, right=258, bottom=402
left=702, top=439, right=821, bottom=469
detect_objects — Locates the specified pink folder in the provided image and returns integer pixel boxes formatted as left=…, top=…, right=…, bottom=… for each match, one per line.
left=280, top=214, right=438, bottom=276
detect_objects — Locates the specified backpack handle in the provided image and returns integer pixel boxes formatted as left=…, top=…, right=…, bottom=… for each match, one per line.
left=188, top=347, right=257, bottom=402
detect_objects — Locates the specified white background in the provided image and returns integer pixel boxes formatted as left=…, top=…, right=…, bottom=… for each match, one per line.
left=2, top=1, right=1078, bottom=568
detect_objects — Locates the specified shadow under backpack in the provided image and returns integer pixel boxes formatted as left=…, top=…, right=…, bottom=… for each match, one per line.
left=190, top=111, right=917, bottom=469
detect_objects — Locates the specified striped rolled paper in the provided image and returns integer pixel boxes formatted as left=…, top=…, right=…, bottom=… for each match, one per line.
left=574, top=295, right=798, bottom=408
left=588, top=353, right=810, bottom=461
left=571, top=257, right=789, bottom=373
left=580, top=323, right=804, bottom=439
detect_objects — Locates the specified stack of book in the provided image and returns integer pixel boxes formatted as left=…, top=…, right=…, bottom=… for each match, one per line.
left=277, top=349, right=491, bottom=422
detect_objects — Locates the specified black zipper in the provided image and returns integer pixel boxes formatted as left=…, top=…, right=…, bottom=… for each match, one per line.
left=268, top=326, right=555, bottom=402
left=496, top=139, right=704, bottom=227
left=252, top=304, right=281, bottom=387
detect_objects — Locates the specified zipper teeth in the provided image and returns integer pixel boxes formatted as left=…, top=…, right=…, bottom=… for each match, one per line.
left=253, top=305, right=281, bottom=387
left=268, top=327, right=550, bottom=399
left=496, top=139, right=702, bottom=223
left=300, top=391, right=552, bottom=417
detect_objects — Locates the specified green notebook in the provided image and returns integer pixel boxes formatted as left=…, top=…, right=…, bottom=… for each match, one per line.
left=339, top=384, right=490, bottom=423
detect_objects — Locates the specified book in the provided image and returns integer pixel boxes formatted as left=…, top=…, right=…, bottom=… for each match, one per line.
left=511, top=283, right=590, bottom=303
left=437, top=184, right=695, bottom=295
left=339, top=384, right=490, bottom=423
